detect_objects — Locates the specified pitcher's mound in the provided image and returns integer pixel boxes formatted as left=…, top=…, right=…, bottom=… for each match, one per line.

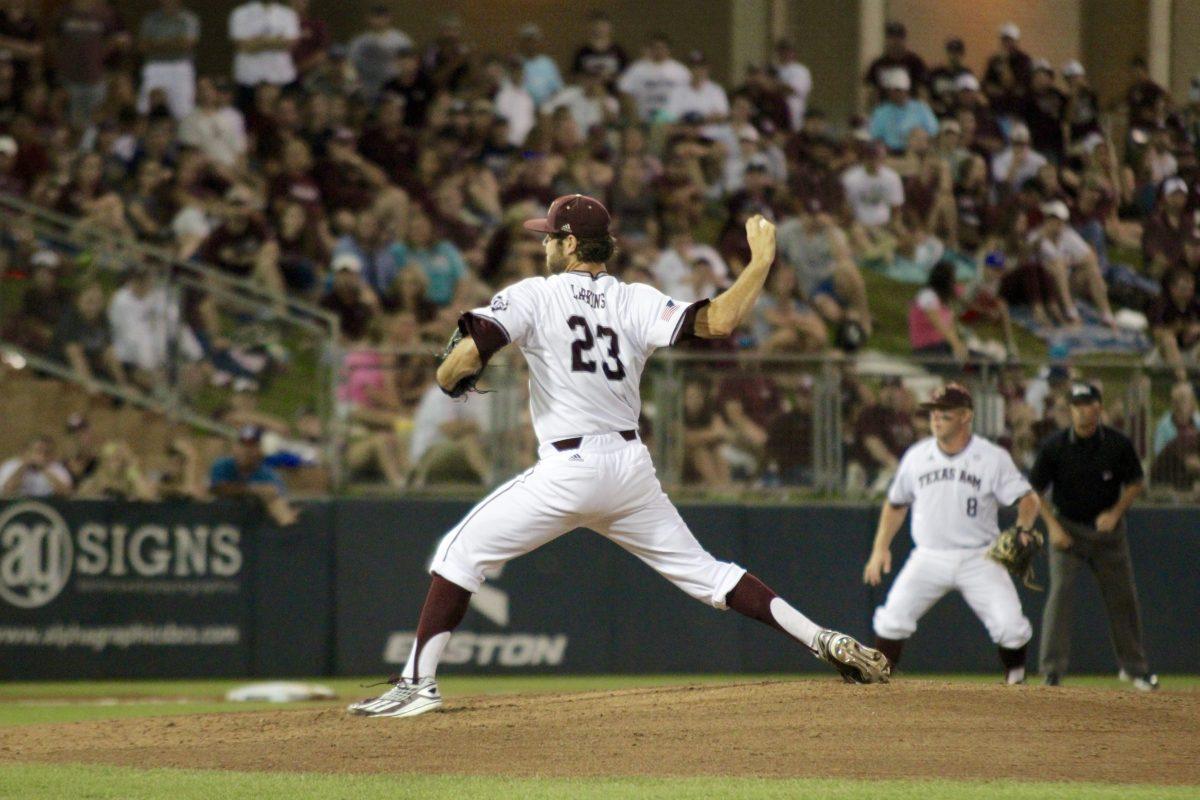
left=3, top=680, right=1197, bottom=783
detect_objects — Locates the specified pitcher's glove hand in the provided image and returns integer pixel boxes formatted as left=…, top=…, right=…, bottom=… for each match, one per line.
left=437, top=328, right=483, bottom=399
left=987, top=525, right=1044, bottom=590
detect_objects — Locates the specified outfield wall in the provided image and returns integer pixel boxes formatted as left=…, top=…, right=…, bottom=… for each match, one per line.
left=0, top=499, right=1195, bottom=679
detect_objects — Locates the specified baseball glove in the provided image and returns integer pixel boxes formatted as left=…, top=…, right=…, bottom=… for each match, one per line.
left=987, top=526, right=1045, bottom=590
left=437, top=327, right=483, bottom=399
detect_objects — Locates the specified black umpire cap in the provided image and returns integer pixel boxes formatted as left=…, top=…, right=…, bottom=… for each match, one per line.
left=919, top=383, right=974, bottom=411
left=1068, top=382, right=1102, bottom=404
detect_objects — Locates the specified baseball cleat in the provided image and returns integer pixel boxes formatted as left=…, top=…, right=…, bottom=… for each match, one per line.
left=347, top=676, right=443, bottom=718
left=1119, top=670, right=1159, bottom=692
left=813, top=629, right=891, bottom=684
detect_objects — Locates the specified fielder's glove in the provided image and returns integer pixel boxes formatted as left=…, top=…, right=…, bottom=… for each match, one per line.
left=437, top=328, right=483, bottom=399
left=987, top=525, right=1045, bottom=591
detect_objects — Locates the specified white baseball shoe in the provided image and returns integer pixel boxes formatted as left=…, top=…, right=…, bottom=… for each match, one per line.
left=347, top=675, right=443, bottom=717
left=813, top=629, right=891, bottom=684
left=1118, top=669, right=1160, bottom=692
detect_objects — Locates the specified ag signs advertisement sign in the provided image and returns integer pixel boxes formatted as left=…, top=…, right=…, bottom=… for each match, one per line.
left=0, top=500, right=257, bottom=679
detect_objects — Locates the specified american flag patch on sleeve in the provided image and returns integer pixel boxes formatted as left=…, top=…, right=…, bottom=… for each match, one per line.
left=661, top=299, right=682, bottom=321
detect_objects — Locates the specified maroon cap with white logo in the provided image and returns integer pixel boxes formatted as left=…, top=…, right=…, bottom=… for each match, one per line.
left=523, top=194, right=611, bottom=238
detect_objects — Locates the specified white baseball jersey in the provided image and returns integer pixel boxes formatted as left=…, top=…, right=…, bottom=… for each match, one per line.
left=887, top=435, right=1032, bottom=549
left=465, top=271, right=702, bottom=446
left=426, top=269, right=745, bottom=618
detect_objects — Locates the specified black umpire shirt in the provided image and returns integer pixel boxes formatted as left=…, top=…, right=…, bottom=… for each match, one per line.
left=1029, top=425, right=1143, bottom=526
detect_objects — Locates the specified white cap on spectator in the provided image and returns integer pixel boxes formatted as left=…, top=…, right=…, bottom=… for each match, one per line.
left=172, top=206, right=211, bottom=240
left=1079, top=131, right=1104, bottom=153
left=736, top=124, right=760, bottom=143
left=1032, top=58, right=1053, bottom=74
left=332, top=252, right=363, bottom=273
left=881, top=68, right=911, bottom=91
left=939, top=118, right=962, bottom=135
left=0, top=136, right=16, bottom=156
left=1163, top=176, right=1189, bottom=196
left=999, top=22, right=1020, bottom=40
left=1062, top=60, right=1085, bottom=78
left=954, top=73, right=980, bottom=92
left=1042, top=200, right=1070, bottom=220
left=31, top=249, right=61, bottom=268
left=1009, top=122, right=1031, bottom=143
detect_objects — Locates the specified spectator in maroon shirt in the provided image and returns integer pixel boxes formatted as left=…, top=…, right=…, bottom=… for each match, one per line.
left=288, top=0, right=329, bottom=77
left=4, top=250, right=73, bottom=354
left=852, top=377, right=917, bottom=482
left=314, top=126, right=390, bottom=212
left=1150, top=267, right=1200, bottom=381
left=54, top=0, right=129, bottom=129
left=864, top=21, right=927, bottom=104
left=381, top=47, right=434, bottom=129
left=1126, top=56, right=1167, bottom=130
left=717, top=372, right=784, bottom=472
left=983, top=22, right=1032, bottom=105
left=0, top=1, right=43, bottom=91
left=358, top=93, right=419, bottom=182
left=319, top=252, right=378, bottom=344
left=269, top=137, right=323, bottom=218
left=1143, top=177, right=1196, bottom=277
left=199, top=184, right=284, bottom=294
left=0, top=134, right=25, bottom=194
left=1023, top=61, right=1067, bottom=162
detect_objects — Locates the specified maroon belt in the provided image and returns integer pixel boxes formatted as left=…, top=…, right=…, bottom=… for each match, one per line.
left=551, top=430, right=638, bottom=451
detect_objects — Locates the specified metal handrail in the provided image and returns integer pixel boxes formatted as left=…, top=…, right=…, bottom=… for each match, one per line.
left=0, top=193, right=340, bottom=334
left=0, top=344, right=237, bottom=439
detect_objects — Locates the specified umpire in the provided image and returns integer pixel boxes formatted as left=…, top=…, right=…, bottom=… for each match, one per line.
left=1029, top=381, right=1157, bottom=690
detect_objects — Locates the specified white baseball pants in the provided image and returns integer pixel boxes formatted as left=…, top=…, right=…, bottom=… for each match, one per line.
left=429, top=433, right=746, bottom=608
left=873, top=546, right=1032, bottom=649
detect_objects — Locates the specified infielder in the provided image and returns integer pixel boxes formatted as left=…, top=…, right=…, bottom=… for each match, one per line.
left=350, top=195, right=889, bottom=717
left=863, top=383, right=1041, bottom=683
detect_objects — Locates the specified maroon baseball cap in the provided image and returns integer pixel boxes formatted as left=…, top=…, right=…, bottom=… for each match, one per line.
left=523, top=194, right=611, bottom=238
left=919, top=382, right=974, bottom=411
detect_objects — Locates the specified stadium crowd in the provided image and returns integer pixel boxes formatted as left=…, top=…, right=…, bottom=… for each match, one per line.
left=2, top=1, right=1200, bottom=502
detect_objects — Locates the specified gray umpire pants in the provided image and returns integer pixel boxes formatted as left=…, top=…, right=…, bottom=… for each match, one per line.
left=1038, top=516, right=1149, bottom=677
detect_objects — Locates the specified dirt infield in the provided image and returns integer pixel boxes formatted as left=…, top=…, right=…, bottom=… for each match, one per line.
left=2, top=680, right=1197, bottom=784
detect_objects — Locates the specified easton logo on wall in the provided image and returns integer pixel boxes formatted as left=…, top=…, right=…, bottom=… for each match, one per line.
left=0, top=501, right=244, bottom=610
left=383, top=565, right=568, bottom=669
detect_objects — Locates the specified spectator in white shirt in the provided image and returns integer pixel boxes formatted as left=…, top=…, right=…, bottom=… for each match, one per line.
left=408, top=382, right=493, bottom=486
left=842, top=140, right=907, bottom=263
left=542, top=62, right=619, bottom=134
left=991, top=122, right=1048, bottom=191
left=664, top=50, right=729, bottom=125
left=651, top=227, right=730, bottom=301
left=1033, top=200, right=1115, bottom=326
left=229, top=0, right=299, bottom=100
left=0, top=437, right=73, bottom=498
left=484, top=55, right=535, bottom=146
left=773, top=39, right=812, bottom=130
left=348, top=5, right=412, bottom=101
left=617, top=32, right=689, bottom=122
left=108, top=264, right=201, bottom=390
left=178, top=76, right=247, bottom=169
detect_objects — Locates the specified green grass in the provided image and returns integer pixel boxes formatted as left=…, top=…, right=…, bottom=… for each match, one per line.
left=861, top=267, right=1048, bottom=359
left=0, top=765, right=1193, bottom=800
